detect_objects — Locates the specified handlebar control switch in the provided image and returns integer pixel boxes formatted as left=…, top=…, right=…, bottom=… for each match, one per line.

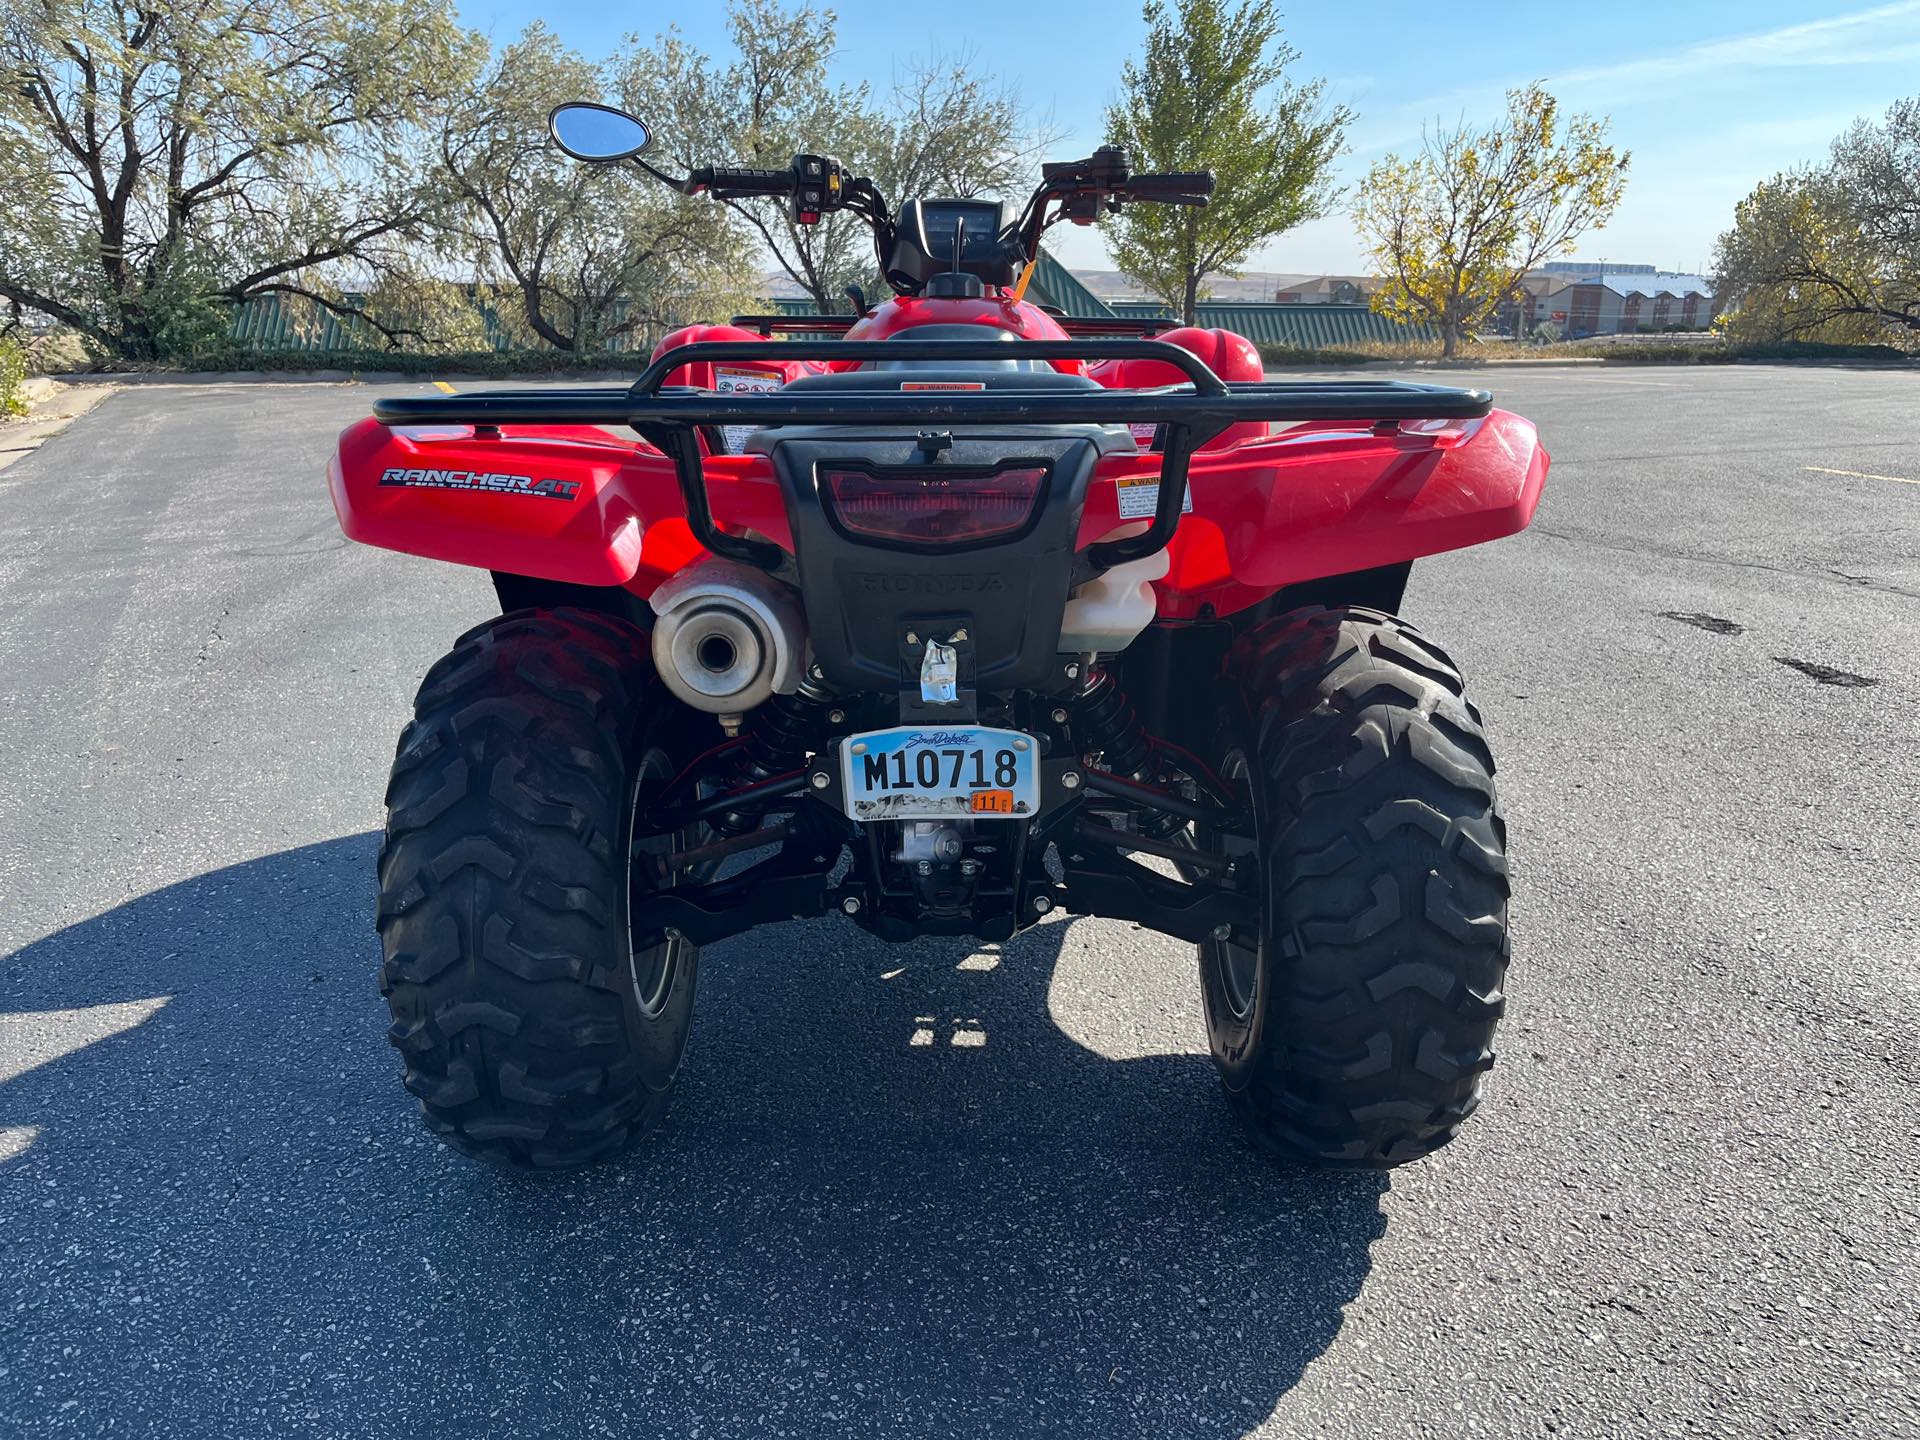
left=1044, top=144, right=1134, bottom=225
left=1086, top=145, right=1131, bottom=187
left=1061, top=192, right=1108, bottom=225
left=790, top=153, right=845, bottom=226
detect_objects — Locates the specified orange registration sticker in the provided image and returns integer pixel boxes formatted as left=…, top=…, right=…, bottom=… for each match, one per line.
left=970, top=789, right=1015, bottom=814
left=900, top=380, right=987, bottom=391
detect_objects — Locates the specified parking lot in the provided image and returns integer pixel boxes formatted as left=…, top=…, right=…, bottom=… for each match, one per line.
left=1, top=363, right=1916, bottom=1438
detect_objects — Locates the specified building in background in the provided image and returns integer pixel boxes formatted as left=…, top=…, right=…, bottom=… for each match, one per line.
left=1496, top=268, right=1717, bottom=338
left=1271, top=275, right=1379, bottom=305
left=1539, top=260, right=1660, bottom=277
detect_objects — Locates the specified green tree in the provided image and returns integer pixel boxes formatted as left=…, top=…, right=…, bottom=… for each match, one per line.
left=440, top=24, right=752, bottom=351
left=1712, top=99, right=1920, bottom=346
left=1102, top=0, right=1349, bottom=324
left=642, top=0, right=875, bottom=313
left=0, top=0, right=481, bottom=358
left=1354, top=85, right=1628, bottom=358
left=874, top=48, right=1057, bottom=209
left=617, top=0, right=1051, bottom=312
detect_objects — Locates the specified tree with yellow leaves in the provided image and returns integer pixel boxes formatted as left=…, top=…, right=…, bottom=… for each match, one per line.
left=1354, top=86, right=1628, bottom=358
left=1712, top=99, right=1920, bottom=347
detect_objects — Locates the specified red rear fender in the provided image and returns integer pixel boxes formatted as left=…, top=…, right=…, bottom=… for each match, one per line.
left=326, top=417, right=789, bottom=595
left=649, top=323, right=826, bottom=390
left=333, top=409, right=1547, bottom=615
left=1079, top=410, right=1550, bottom=619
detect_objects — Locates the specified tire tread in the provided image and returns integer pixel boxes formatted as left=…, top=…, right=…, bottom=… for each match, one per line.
left=376, top=606, right=687, bottom=1169
left=1218, top=604, right=1511, bottom=1167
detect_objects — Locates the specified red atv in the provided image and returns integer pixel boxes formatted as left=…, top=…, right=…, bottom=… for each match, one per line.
left=328, top=102, right=1546, bottom=1170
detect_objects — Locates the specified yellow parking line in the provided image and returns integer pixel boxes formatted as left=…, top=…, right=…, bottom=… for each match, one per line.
left=1804, top=465, right=1919, bottom=486
left=432, top=380, right=456, bottom=394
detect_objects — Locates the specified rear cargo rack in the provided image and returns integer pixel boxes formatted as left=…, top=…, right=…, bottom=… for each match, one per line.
left=1048, top=315, right=1180, bottom=337
left=727, top=313, right=1179, bottom=338
left=730, top=314, right=860, bottom=336
left=373, top=338, right=1492, bottom=573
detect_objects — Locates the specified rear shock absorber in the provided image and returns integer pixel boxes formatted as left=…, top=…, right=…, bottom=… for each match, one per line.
left=1070, top=667, right=1152, bottom=778
left=1069, top=667, right=1185, bottom=839
left=743, top=674, right=839, bottom=777
left=701, top=676, right=841, bottom=838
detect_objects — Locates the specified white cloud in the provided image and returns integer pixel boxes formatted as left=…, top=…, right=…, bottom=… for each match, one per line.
left=1349, top=2, right=1920, bottom=154
left=1560, top=1, right=1920, bottom=85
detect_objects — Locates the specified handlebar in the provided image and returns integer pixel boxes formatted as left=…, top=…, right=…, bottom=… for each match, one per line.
left=693, top=163, right=1210, bottom=209
left=1124, top=172, right=1215, bottom=202
left=700, top=166, right=795, bottom=197
left=601, top=119, right=1216, bottom=290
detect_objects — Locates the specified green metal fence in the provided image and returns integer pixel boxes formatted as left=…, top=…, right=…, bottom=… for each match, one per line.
left=1108, top=301, right=1437, bottom=347
left=228, top=293, right=390, bottom=351
left=229, top=277, right=1436, bottom=353
left=227, top=291, right=655, bottom=353
left=1028, top=250, right=1119, bottom=318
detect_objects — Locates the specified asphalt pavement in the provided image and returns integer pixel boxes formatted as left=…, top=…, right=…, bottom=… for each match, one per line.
left=1, top=364, right=1916, bottom=1438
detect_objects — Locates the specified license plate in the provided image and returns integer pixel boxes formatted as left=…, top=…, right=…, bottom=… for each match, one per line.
left=840, top=726, right=1039, bottom=821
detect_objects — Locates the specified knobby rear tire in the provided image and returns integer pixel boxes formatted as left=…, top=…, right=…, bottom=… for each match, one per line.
left=1201, top=605, right=1511, bottom=1167
left=376, top=607, right=698, bottom=1169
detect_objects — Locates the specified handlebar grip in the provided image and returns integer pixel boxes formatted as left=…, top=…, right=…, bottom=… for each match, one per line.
left=707, top=166, right=794, bottom=196
left=1124, top=172, right=1216, bottom=199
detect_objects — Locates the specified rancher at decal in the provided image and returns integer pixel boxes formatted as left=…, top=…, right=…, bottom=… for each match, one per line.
left=378, top=467, right=580, bottom=501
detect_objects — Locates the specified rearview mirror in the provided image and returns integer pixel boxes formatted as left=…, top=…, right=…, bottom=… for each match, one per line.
left=549, top=103, right=652, bottom=162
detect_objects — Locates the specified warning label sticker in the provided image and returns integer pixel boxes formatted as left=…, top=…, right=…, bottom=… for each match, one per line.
left=714, top=366, right=783, bottom=393
left=1114, top=473, right=1195, bottom=521
left=714, top=366, right=782, bottom=453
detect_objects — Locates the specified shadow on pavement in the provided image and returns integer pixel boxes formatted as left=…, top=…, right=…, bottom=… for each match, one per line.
left=0, top=835, right=1386, bottom=1438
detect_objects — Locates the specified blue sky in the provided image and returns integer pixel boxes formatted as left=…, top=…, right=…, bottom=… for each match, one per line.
left=457, top=0, right=1920, bottom=277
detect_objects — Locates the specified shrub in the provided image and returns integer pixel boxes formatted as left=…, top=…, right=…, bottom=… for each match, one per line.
left=0, top=334, right=28, bottom=418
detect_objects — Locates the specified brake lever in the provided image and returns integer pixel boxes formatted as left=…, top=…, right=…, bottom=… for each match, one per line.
left=630, top=156, right=710, bottom=196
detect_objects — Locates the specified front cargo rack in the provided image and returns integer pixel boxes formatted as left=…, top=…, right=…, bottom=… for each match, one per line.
left=373, top=337, right=1492, bottom=573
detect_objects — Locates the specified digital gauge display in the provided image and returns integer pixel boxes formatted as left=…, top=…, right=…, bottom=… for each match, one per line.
left=917, top=200, right=1004, bottom=262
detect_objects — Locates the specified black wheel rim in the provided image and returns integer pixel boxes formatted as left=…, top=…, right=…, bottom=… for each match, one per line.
left=627, top=747, right=692, bottom=1018
left=1208, top=748, right=1261, bottom=1021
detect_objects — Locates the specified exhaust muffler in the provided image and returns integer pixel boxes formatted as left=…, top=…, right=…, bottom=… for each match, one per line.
left=649, top=559, right=806, bottom=728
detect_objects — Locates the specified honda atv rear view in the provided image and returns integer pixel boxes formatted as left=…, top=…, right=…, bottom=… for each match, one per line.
left=328, top=100, right=1545, bottom=1170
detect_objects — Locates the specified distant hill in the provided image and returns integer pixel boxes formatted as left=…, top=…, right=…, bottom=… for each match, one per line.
left=1074, top=270, right=1319, bottom=301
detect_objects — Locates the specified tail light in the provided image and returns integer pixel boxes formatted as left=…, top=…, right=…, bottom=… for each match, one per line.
left=821, top=466, right=1046, bottom=546
left=1398, top=416, right=1483, bottom=449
